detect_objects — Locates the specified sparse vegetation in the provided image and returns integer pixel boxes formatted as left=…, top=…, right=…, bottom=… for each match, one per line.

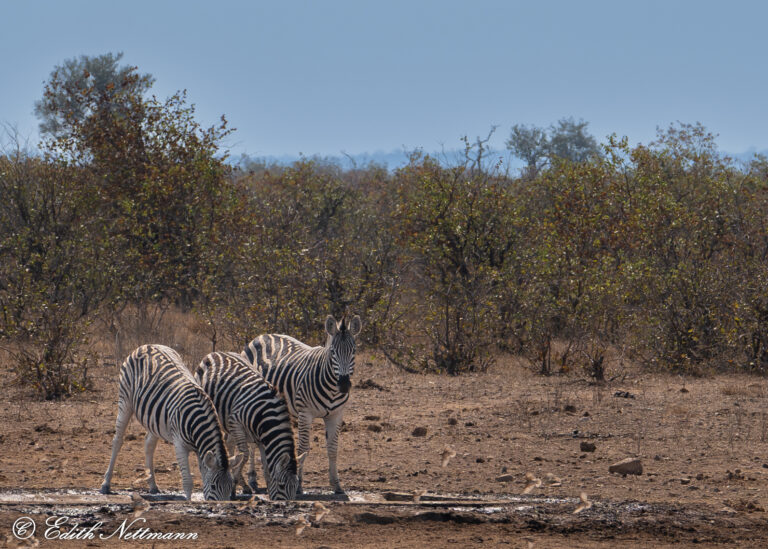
left=3, top=54, right=768, bottom=397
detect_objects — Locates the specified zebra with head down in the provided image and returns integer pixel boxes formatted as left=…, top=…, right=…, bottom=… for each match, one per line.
left=101, top=344, right=242, bottom=500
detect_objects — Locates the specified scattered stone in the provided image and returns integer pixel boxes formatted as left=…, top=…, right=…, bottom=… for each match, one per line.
left=367, top=424, right=382, bottom=433
left=726, top=469, right=746, bottom=481
left=582, top=411, right=590, bottom=417
left=496, top=474, right=515, bottom=482
left=412, top=427, right=428, bottom=437
left=364, top=415, right=381, bottom=421
left=448, top=417, right=458, bottom=426
left=613, top=391, right=636, bottom=399
left=464, top=421, right=476, bottom=427
left=580, top=442, right=596, bottom=452
left=680, top=387, right=689, bottom=393
left=476, top=457, right=485, bottom=463
left=563, top=404, right=577, bottom=413
left=533, top=456, right=543, bottom=462
left=696, top=473, right=705, bottom=480
left=680, top=478, right=691, bottom=485
left=609, top=458, right=643, bottom=476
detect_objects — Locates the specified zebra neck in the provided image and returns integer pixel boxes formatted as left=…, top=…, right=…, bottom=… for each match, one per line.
left=319, top=345, right=337, bottom=381
left=178, top=399, right=228, bottom=469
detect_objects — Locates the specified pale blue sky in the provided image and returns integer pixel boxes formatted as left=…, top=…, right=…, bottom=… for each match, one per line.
left=1, top=0, right=767, bottom=158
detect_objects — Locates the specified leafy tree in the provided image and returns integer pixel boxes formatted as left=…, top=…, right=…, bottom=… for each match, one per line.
left=507, top=118, right=600, bottom=178
left=34, top=52, right=153, bottom=140
left=547, top=117, right=600, bottom=164
left=0, top=145, right=108, bottom=398
left=392, top=151, right=520, bottom=374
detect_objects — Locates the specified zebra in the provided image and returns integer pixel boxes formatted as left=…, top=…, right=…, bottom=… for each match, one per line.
left=243, top=314, right=362, bottom=494
left=100, top=344, right=242, bottom=500
left=194, top=351, right=303, bottom=501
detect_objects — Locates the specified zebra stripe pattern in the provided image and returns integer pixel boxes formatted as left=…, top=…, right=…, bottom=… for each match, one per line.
left=100, top=344, right=241, bottom=500
left=195, top=352, right=301, bottom=501
left=243, top=314, right=362, bottom=494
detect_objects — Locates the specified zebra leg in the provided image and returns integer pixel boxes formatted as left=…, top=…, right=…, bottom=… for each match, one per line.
left=223, top=433, right=249, bottom=494
left=100, top=403, right=132, bottom=494
left=144, top=433, right=161, bottom=493
left=173, top=441, right=194, bottom=500
left=230, top=425, right=252, bottom=495
left=324, top=413, right=344, bottom=494
left=296, top=412, right=313, bottom=494
left=247, top=443, right=259, bottom=493
left=258, top=443, right=272, bottom=494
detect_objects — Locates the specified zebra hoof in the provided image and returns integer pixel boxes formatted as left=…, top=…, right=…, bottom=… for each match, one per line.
left=241, top=485, right=253, bottom=495
left=333, top=487, right=346, bottom=495
left=149, top=487, right=160, bottom=494
left=100, top=484, right=111, bottom=495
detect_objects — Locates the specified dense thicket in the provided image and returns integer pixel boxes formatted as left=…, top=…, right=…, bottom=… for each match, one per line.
left=2, top=58, right=768, bottom=398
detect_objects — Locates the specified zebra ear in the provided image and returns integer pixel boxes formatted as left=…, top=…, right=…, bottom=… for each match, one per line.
left=325, top=315, right=338, bottom=336
left=348, top=315, right=362, bottom=337
left=203, top=450, right=217, bottom=470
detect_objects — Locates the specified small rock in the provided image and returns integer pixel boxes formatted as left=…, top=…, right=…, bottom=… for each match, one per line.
left=680, top=387, right=689, bottom=393
left=609, top=458, right=643, bottom=476
left=580, top=442, right=596, bottom=452
left=367, top=424, right=382, bottom=433
left=613, top=390, right=635, bottom=399
left=680, top=478, right=691, bottom=485
left=476, top=457, right=485, bottom=463
left=496, top=474, right=515, bottom=482
left=364, top=415, right=381, bottom=421
left=464, top=421, right=475, bottom=427
left=448, top=417, right=458, bottom=425
left=412, top=427, right=428, bottom=437
left=563, top=404, right=577, bottom=413
left=582, top=411, right=590, bottom=417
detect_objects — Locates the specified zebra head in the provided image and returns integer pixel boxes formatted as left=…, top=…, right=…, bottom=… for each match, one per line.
left=267, top=451, right=305, bottom=501
left=200, top=451, right=244, bottom=500
left=325, top=314, right=362, bottom=394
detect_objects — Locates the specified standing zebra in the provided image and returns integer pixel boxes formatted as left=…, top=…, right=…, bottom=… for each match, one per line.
left=195, top=351, right=303, bottom=500
left=243, top=314, right=362, bottom=494
left=100, top=344, right=242, bottom=500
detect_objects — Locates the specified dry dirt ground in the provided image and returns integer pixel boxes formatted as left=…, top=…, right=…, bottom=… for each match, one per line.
left=2, top=354, right=768, bottom=547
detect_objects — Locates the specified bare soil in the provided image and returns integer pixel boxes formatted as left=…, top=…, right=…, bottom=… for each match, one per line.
left=2, top=354, right=768, bottom=547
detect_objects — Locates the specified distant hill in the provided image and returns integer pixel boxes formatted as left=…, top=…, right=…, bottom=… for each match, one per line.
left=234, top=147, right=767, bottom=173
left=235, top=148, right=524, bottom=172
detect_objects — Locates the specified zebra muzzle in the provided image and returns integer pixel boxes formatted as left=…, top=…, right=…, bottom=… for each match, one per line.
left=338, top=375, right=351, bottom=394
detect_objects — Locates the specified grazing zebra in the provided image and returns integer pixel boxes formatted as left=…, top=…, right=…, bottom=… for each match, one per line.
left=195, top=351, right=303, bottom=501
left=243, top=314, right=362, bottom=494
left=100, top=344, right=242, bottom=500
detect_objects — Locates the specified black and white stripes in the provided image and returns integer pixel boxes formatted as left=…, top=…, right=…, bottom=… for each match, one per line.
left=243, top=315, right=362, bottom=494
left=100, top=344, right=241, bottom=500
left=195, top=352, right=301, bottom=501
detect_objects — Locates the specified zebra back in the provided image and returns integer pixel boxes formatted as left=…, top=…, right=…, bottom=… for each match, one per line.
left=119, top=344, right=233, bottom=499
left=197, top=351, right=300, bottom=500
